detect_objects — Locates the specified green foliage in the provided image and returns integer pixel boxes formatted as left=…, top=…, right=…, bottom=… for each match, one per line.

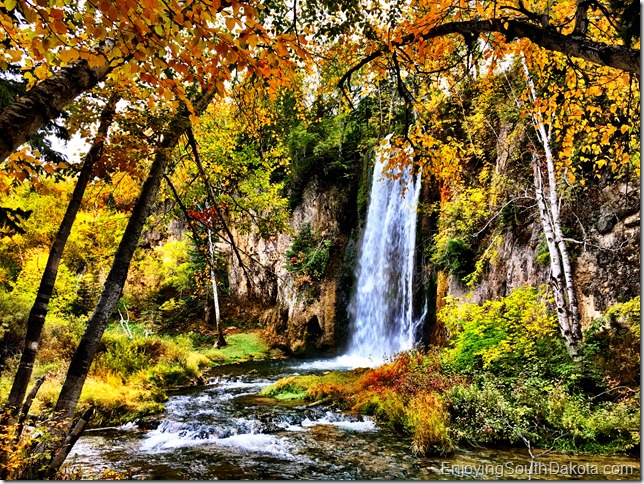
left=285, top=223, right=332, bottom=284
left=447, top=374, right=640, bottom=454
left=0, top=288, right=31, bottom=348
left=260, top=370, right=363, bottom=401
left=441, top=291, right=640, bottom=454
left=432, top=238, right=475, bottom=280
left=431, top=187, right=490, bottom=282
left=440, top=286, right=560, bottom=374
left=535, top=235, right=550, bottom=265
left=285, top=94, right=381, bottom=208
left=29, top=331, right=271, bottom=426
left=287, top=112, right=355, bottom=205
left=583, top=296, right=640, bottom=387
left=204, top=332, right=271, bottom=364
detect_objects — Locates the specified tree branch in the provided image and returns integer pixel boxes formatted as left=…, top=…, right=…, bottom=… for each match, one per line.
left=185, top=127, right=254, bottom=293
left=338, top=17, right=639, bottom=97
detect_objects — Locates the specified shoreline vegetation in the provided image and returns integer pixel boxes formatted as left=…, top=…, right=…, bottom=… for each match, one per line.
left=3, top=293, right=638, bottom=458
left=261, top=292, right=640, bottom=458
left=0, top=292, right=638, bottom=478
left=0, top=329, right=276, bottom=429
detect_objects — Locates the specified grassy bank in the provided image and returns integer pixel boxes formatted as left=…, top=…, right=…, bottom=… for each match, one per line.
left=261, top=291, right=641, bottom=457
left=0, top=327, right=274, bottom=427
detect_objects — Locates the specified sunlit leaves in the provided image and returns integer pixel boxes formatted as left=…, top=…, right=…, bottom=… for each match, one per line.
left=520, top=45, right=640, bottom=183
left=0, top=0, right=303, bottom=127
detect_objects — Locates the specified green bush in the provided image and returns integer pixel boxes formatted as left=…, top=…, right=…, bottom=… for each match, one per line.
left=447, top=374, right=640, bottom=454
left=440, top=286, right=561, bottom=375
left=285, top=223, right=332, bottom=283
left=432, top=238, right=476, bottom=280
left=583, top=296, right=640, bottom=387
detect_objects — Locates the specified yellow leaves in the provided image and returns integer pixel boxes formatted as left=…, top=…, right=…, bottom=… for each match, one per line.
left=43, top=163, right=56, bottom=176
left=214, top=79, right=226, bottom=95
left=58, top=48, right=79, bottom=64
left=33, top=63, right=50, bottom=81
left=475, top=2, right=485, bottom=17
left=4, top=0, right=16, bottom=10
left=157, top=86, right=175, bottom=102
left=586, top=85, right=603, bottom=96
left=274, top=41, right=289, bottom=57
left=6, top=49, right=23, bottom=62
left=225, top=17, right=237, bottom=31
left=152, top=56, right=167, bottom=70
left=82, top=52, right=106, bottom=69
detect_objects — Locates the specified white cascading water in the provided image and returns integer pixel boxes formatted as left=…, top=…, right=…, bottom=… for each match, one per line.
left=343, top=142, right=423, bottom=365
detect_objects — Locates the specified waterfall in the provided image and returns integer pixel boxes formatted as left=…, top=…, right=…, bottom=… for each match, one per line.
left=344, top=143, right=422, bottom=364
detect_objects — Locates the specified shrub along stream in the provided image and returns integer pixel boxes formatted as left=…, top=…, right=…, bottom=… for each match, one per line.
left=261, top=291, right=640, bottom=457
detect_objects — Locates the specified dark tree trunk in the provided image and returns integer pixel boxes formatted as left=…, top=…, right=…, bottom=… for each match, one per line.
left=53, top=91, right=214, bottom=420
left=5, top=94, right=118, bottom=414
left=0, top=59, right=112, bottom=164
left=44, top=407, right=95, bottom=478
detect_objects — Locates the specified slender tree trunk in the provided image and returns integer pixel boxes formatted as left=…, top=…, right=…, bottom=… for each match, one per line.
left=5, top=94, right=119, bottom=414
left=186, top=128, right=251, bottom=289
left=163, top=174, right=226, bottom=347
left=14, top=375, right=47, bottom=440
left=0, top=58, right=113, bottom=163
left=206, top=226, right=226, bottom=347
left=44, top=407, right=95, bottom=478
left=532, top=157, right=579, bottom=357
left=522, top=56, right=582, bottom=357
left=53, top=91, right=214, bottom=420
left=0, top=375, right=46, bottom=479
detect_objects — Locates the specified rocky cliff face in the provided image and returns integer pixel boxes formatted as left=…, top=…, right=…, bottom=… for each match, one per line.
left=224, top=180, right=358, bottom=355
left=429, top=178, right=640, bottom=344
left=224, top=147, right=639, bottom=356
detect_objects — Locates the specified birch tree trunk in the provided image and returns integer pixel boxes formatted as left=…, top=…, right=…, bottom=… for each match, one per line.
left=532, top=156, right=579, bottom=356
left=522, top=57, right=582, bottom=358
left=4, top=94, right=119, bottom=415
left=53, top=91, right=214, bottom=420
left=206, top=226, right=226, bottom=347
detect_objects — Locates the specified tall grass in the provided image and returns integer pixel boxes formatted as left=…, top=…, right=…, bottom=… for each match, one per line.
left=0, top=327, right=273, bottom=427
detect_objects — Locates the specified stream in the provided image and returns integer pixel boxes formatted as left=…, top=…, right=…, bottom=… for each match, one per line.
left=68, top=359, right=640, bottom=480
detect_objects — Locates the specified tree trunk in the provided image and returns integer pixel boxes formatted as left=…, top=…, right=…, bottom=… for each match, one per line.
left=532, top=158, right=579, bottom=357
left=162, top=175, right=227, bottom=347
left=186, top=128, right=253, bottom=294
left=5, top=94, right=118, bottom=414
left=44, top=407, right=95, bottom=478
left=0, top=375, right=46, bottom=480
left=53, top=91, right=214, bottom=420
left=0, top=58, right=112, bottom=164
left=206, top=226, right=226, bottom=347
left=522, top=57, right=582, bottom=358
left=15, top=374, right=47, bottom=439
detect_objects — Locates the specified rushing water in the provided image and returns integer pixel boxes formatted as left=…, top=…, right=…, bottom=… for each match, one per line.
left=66, top=146, right=640, bottom=480
left=344, top=144, right=423, bottom=365
left=68, top=359, right=640, bottom=480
